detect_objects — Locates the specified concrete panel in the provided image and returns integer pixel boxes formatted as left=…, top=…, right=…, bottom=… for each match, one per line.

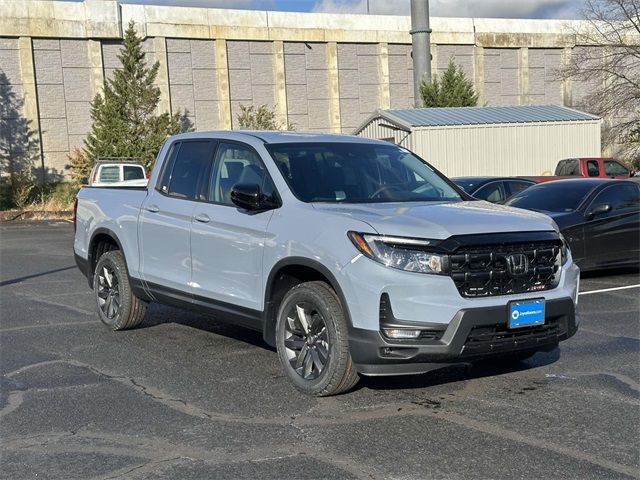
left=32, top=39, right=60, bottom=51
left=250, top=54, right=273, bottom=86
left=251, top=84, right=275, bottom=106
left=62, top=67, right=91, bottom=102
left=284, top=54, right=306, bottom=85
left=192, top=69, right=217, bottom=101
left=529, top=67, right=545, bottom=95
left=286, top=84, right=308, bottom=115
left=166, top=38, right=191, bottom=53
left=337, top=44, right=357, bottom=70
left=100, top=42, right=122, bottom=70
left=356, top=44, right=377, bottom=56
left=305, top=43, right=327, bottom=70
left=306, top=69, right=328, bottom=100
left=338, top=69, right=359, bottom=99
left=34, top=50, right=63, bottom=84
left=195, top=100, right=218, bottom=129
left=0, top=48, right=22, bottom=85
left=389, top=54, right=408, bottom=84
left=307, top=99, right=330, bottom=129
left=287, top=113, right=308, bottom=130
left=37, top=84, right=66, bottom=119
left=40, top=117, right=69, bottom=152
left=168, top=52, right=194, bottom=85
left=68, top=133, right=86, bottom=152
left=190, top=39, right=215, bottom=69
left=65, top=101, right=91, bottom=135
left=227, top=41, right=251, bottom=70
left=339, top=98, right=361, bottom=129
left=357, top=55, right=379, bottom=85
left=0, top=38, right=19, bottom=50
left=170, top=84, right=195, bottom=115
left=60, top=39, right=89, bottom=68
left=228, top=68, right=252, bottom=101
left=249, top=41, right=272, bottom=54
left=358, top=83, right=379, bottom=114
left=284, top=42, right=306, bottom=55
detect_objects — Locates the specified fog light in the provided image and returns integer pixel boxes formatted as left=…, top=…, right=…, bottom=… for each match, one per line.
left=383, top=328, right=421, bottom=339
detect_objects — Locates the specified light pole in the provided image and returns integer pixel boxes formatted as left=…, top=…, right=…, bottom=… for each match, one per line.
left=410, top=0, right=432, bottom=107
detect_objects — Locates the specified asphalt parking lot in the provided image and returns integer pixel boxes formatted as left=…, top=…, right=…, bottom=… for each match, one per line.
left=1, top=222, right=639, bottom=480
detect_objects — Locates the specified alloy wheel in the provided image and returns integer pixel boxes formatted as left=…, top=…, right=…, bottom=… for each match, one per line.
left=97, top=265, right=120, bottom=319
left=283, top=302, right=329, bottom=380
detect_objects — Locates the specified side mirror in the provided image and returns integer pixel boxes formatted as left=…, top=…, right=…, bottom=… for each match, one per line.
left=587, top=203, right=611, bottom=219
left=230, top=183, right=279, bottom=211
left=80, top=177, right=89, bottom=186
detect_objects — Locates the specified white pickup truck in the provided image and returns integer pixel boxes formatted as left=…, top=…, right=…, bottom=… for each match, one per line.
left=74, top=131, right=580, bottom=396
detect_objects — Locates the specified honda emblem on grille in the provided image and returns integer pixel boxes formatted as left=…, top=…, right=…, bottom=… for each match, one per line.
left=506, top=253, right=529, bottom=277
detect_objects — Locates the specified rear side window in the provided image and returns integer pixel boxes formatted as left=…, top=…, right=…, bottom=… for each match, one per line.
left=604, top=160, right=629, bottom=177
left=586, top=161, right=599, bottom=177
left=165, top=141, right=213, bottom=200
left=99, top=166, right=120, bottom=183
left=556, top=159, right=579, bottom=176
left=505, top=180, right=533, bottom=197
left=124, top=165, right=144, bottom=181
left=474, top=182, right=506, bottom=203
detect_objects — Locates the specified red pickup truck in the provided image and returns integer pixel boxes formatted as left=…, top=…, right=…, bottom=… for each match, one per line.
left=529, top=157, right=632, bottom=183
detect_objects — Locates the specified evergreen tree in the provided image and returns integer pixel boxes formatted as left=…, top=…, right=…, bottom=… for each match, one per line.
left=420, top=60, right=479, bottom=108
left=84, top=22, right=185, bottom=170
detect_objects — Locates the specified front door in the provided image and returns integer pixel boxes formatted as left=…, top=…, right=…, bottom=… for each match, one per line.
left=139, top=140, right=215, bottom=291
left=190, top=141, right=278, bottom=315
left=582, top=183, right=640, bottom=269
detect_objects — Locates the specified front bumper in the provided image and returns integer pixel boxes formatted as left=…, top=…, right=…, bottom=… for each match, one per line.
left=349, top=297, right=577, bottom=376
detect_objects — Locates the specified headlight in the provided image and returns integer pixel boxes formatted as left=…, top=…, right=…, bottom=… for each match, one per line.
left=347, top=232, right=447, bottom=274
left=559, top=233, right=569, bottom=265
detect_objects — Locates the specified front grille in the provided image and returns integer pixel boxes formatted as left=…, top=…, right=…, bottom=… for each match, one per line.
left=461, top=317, right=563, bottom=356
left=449, top=242, right=561, bottom=298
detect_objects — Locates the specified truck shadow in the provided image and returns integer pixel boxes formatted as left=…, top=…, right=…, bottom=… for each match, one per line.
left=142, top=303, right=561, bottom=391
left=358, top=349, right=560, bottom=392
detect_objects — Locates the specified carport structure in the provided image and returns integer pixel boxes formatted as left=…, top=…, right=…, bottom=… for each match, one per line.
left=354, top=105, right=601, bottom=177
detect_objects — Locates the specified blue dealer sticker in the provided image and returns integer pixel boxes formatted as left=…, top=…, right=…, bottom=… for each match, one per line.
left=508, top=299, right=545, bottom=329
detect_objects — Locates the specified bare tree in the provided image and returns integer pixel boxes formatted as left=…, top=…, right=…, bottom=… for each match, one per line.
left=562, top=0, right=640, bottom=165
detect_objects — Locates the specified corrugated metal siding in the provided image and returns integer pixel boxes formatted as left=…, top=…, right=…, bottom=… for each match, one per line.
left=385, top=105, right=599, bottom=127
left=408, top=121, right=601, bottom=177
left=357, top=117, right=411, bottom=145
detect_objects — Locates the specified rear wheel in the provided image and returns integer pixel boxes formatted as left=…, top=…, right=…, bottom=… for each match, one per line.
left=94, top=250, right=147, bottom=330
left=276, top=281, right=359, bottom=396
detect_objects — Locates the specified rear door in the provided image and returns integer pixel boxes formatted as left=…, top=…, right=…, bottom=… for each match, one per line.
left=189, top=141, right=278, bottom=315
left=582, top=183, right=640, bottom=268
left=138, top=140, right=215, bottom=291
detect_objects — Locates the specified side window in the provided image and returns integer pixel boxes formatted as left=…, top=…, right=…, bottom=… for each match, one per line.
left=209, top=142, right=276, bottom=205
left=157, top=142, right=180, bottom=193
left=586, top=160, right=599, bottom=177
left=166, top=141, right=213, bottom=200
left=604, top=160, right=629, bottom=177
left=589, top=184, right=640, bottom=214
left=124, top=165, right=144, bottom=181
left=567, top=159, right=580, bottom=176
left=474, top=182, right=506, bottom=203
left=99, top=166, right=120, bottom=183
left=506, top=180, right=533, bottom=197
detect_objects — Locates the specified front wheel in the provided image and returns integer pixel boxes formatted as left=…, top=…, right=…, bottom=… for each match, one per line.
left=93, top=250, right=147, bottom=330
left=275, top=281, right=359, bottom=396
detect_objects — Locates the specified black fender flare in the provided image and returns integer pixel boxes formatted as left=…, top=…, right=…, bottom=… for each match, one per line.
left=86, top=227, right=126, bottom=287
left=262, top=257, right=353, bottom=346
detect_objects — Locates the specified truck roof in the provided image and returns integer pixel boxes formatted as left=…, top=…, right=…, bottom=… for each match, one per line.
left=168, top=130, right=389, bottom=145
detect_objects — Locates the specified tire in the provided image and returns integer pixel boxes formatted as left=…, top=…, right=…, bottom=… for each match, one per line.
left=275, top=281, right=359, bottom=396
left=93, top=250, right=147, bottom=330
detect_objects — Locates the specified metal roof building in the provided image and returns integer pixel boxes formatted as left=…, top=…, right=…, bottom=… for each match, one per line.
left=354, top=105, right=601, bottom=177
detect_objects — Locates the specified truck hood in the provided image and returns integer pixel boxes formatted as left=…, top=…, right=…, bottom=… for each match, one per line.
left=312, top=200, right=558, bottom=239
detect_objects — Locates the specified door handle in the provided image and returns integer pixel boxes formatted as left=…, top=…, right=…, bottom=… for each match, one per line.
left=194, top=213, right=210, bottom=223
left=145, top=204, right=159, bottom=213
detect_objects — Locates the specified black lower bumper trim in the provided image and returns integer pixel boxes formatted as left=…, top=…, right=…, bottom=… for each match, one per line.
left=74, top=252, right=91, bottom=286
left=349, top=297, right=577, bottom=376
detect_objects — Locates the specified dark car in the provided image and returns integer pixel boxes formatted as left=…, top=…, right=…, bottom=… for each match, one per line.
left=505, top=179, right=640, bottom=271
left=453, top=177, right=536, bottom=203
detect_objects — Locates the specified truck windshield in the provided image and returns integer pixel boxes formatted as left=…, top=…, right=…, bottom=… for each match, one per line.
left=266, top=142, right=462, bottom=203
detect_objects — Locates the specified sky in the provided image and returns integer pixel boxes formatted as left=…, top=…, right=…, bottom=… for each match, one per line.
left=107, top=0, right=585, bottom=19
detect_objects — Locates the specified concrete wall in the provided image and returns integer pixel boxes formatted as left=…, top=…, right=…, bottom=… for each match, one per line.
left=0, top=0, right=630, bottom=179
